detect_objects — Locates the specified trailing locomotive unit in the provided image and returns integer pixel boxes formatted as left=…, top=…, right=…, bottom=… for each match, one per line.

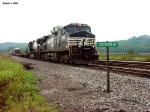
left=44, top=23, right=99, bottom=64
left=27, top=36, right=49, bottom=59
left=27, top=40, right=38, bottom=58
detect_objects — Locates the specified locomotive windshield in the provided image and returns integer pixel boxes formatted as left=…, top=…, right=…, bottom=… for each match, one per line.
left=81, top=26, right=91, bottom=32
left=65, top=25, right=91, bottom=33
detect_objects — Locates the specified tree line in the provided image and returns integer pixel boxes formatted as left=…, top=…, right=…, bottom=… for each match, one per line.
left=97, top=35, right=150, bottom=53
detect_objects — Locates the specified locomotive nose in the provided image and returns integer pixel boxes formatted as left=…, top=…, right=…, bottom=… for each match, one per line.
left=70, top=31, right=95, bottom=38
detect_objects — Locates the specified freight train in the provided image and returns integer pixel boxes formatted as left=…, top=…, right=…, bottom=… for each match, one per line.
left=11, top=23, right=99, bottom=64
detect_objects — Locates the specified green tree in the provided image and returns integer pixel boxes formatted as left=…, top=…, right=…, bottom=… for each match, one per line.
left=127, top=49, right=137, bottom=55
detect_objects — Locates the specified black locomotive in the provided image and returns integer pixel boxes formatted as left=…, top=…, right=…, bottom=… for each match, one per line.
left=27, top=23, right=99, bottom=64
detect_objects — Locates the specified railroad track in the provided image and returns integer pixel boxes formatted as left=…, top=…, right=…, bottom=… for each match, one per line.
left=57, top=60, right=150, bottom=78
left=98, top=60, right=150, bottom=69
left=94, top=60, right=150, bottom=78
left=13, top=55, right=150, bottom=78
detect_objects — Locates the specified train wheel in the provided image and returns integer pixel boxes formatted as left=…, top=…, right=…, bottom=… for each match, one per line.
left=64, top=55, right=69, bottom=63
left=64, top=59, right=68, bottom=63
left=60, top=56, right=64, bottom=62
left=45, top=54, right=48, bottom=61
left=27, top=54, right=30, bottom=58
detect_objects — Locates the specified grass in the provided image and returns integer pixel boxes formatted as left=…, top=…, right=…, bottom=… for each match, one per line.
left=99, top=54, right=150, bottom=61
left=0, top=54, right=58, bottom=112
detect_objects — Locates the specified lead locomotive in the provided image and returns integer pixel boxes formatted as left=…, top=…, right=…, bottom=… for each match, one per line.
left=27, top=23, right=99, bottom=64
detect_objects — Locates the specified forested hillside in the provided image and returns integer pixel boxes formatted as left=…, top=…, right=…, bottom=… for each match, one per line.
left=0, top=42, right=28, bottom=53
left=98, top=35, right=150, bottom=53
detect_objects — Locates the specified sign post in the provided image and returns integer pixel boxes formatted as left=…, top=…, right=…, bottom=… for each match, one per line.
left=106, top=46, right=110, bottom=92
left=96, top=41, right=118, bottom=92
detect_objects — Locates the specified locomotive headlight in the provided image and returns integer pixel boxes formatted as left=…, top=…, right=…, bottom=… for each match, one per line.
left=92, top=45, right=95, bottom=48
left=78, top=45, right=81, bottom=47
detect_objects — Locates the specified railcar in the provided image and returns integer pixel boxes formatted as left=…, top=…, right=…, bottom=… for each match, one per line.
left=8, top=48, right=21, bottom=56
left=27, top=23, right=99, bottom=64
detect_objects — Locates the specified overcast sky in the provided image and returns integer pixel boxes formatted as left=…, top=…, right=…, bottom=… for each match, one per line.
left=0, top=0, right=150, bottom=43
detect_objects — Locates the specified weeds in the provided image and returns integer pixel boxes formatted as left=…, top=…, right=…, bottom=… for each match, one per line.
left=145, top=57, right=150, bottom=61
left=0, top=54, right=58, bottom=112
left=99, top=54, right=150, bottom=61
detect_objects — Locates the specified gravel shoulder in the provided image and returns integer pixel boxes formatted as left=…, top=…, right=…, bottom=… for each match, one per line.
left=11, top=56, right=150, bottom=112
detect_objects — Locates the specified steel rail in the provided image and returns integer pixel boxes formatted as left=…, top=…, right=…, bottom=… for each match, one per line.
left=95, top=60, right=150, bottom=78
left=12, top=55, right=150, bottom=78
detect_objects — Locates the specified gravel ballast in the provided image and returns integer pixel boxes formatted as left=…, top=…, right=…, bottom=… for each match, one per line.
left=12, top=56, right=150, bottom=112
